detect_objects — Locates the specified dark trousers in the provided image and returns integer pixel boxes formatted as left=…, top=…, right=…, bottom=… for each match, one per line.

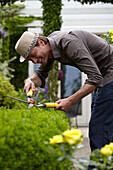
left=89, top=81, right=113, bottom=151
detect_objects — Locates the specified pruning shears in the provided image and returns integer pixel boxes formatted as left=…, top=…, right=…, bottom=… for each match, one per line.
left=7, top=89, right=58, bottom=109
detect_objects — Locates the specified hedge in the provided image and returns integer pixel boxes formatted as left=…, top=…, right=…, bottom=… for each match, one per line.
left=0, top=107, right=73, bottom=169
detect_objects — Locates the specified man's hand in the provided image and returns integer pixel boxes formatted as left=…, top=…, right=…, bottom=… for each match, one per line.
left=24, top=74, right=42, bottom=94
left=55, top=98, right=72, bottom=112
left=55, top=84, right=97, bottom=112
left=24, top=78, right=35, bottom=94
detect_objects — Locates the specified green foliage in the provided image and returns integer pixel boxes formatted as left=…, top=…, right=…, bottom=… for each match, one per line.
left=2, top=15, right=41, bottom=90
left=0, top=72, right=25, bottom=108
left=40, top=0, right=62, bottom=36
left=0, top=107, right=72, bottom=169
left=0, top=57, right=16, bottom=79
left=0, top=4, right=26, bottom=81
left=78, top=147, right=113, bottom=169
left=0, top=0, right=25, bottom=6
left=0, top=2, right=42, bottom=90
left=68, top=0, right=113, bottom=5
left=47, top=61, right=59, bottom=102
left=0, top=4, right=25, bottom=24
left=39, top=0, right=63, bottom=102
left=101, top=30, right=113, bottom=46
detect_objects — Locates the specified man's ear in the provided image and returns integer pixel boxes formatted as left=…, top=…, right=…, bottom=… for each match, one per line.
left=38, top=39, right=45, bottom=46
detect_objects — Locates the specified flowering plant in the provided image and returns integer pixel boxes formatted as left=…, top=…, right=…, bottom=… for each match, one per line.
left=0, top=30, right=6, bottom=39
left=101, top=30, right=113, bottom=45
left=78, top=142, right=113, bottom=170
left=58, top=70, right=63, bottom=80
left=49, top=128, right=83, bottom=163
left=89, top=142, right=113, bottom=169
left=35, top=82, right=50, bottom=103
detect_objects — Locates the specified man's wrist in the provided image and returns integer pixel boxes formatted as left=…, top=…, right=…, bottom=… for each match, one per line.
left=24, top=77, right=31, bottom=84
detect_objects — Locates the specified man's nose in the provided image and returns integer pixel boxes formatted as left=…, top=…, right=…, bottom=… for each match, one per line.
left=32, top=58, right=37, bottom=64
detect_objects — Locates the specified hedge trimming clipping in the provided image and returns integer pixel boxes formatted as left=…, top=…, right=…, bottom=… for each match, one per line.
left=0, top=107, right=73, bottom=170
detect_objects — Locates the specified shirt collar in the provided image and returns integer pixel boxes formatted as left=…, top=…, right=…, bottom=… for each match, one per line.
left=47, top=37, right=61, bottom=59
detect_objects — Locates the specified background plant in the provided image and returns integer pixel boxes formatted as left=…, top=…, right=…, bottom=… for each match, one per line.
left=49, top=128, right=83, bottom=167
left=40, top=0, right=63, bottom=102
left=78, top=143, right=113, bottom=170
left=68, top=0, right=113, bottom=4
left=35, top=82, right=51, bottom=104
left=3, top=15, right=41, bottom=89
left=101, top=30, right=113, bottom=45
left=0, top=1, right=42, bottom=89
left=0, top=0, right=24, bottom=6
left=0, top=72, right=25, bottom=108
left=0, top=3, right=25, bottom=81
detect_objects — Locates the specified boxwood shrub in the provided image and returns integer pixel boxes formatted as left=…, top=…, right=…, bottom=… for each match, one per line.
left=0, top=107, right=73, bottom=170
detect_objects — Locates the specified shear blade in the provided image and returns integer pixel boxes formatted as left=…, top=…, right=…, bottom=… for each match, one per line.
left=28, top=103, right=34, bottom=109
left=35, top=104, right=44, bottom=107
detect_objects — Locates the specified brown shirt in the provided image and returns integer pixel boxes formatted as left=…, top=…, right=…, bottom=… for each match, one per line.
left=35, top=30, right=113, bottom=88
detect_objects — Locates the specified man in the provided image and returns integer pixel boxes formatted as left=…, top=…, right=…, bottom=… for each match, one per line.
left=15, top=30, right=113, bottom=151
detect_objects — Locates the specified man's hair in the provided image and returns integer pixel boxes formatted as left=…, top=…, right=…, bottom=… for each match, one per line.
left=36, top=36, right=48, bottom=46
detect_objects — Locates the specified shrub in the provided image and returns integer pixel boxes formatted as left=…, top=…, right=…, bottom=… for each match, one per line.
left=0, top=72, right=25, bottom=108
left=0, top=107, right=73, bottom=170
left=101, top=30, right=113, bottom=45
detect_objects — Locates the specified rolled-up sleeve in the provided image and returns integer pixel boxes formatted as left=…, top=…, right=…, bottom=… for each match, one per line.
left=64, top=40, right=103, bottom=87
left=35, top=58, right=54, bottom=88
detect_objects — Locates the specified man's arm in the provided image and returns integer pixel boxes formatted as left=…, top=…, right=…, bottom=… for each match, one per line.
left=24, top=73, right=42, bottom=94
left=55, top=84, right=96, bottom=112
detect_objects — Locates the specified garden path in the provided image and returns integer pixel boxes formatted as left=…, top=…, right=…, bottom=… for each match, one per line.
left=74, top=127, right=91, bottom=160
left=73, top=127, right=91, bottom=169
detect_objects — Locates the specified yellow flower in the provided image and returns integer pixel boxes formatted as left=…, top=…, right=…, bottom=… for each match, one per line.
left=49, top=135, right=64, bottom=144
left=109, top=142, right=113, bottom=150
left=100, top=145, right=112, bottom=155
left=63, top=129, right=82, bottom=136
left=63, top=129, right=83, bottom=145
left=109, top=30, right=113, bottom=34
left=111, top=35, right=113, bottom=41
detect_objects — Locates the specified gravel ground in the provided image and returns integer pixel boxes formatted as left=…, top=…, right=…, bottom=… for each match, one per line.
left=74, top=127, right=91, bottom=159
left=74, top=137, right=91, bottom=160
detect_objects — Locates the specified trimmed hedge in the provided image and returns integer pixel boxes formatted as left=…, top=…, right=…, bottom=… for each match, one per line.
left=0, top=107, right=73, bottom=169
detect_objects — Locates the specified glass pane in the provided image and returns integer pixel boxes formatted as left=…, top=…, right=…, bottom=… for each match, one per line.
left=61, top=65, right=82, bottom=117
left=34, top=63, right=40, bottom=71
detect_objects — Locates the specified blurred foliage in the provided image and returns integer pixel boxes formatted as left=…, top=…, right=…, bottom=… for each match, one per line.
left=0, top=3, right=25, bottom=80
left=101, top=30, right=113, bottom=45
left=3, top=16, right=41, bottom=90
left=40, top=0, right=63, bottom=36
left=0, top=56, right=16, bottom=79
left=39, top=0, right=63, bottom=102
left=0, top=1, right=41, bottom=90
left=0, top=0, right=25, bottom=6
left=35, top=82, right=51, bottom=104
left=0, top=72, right=25, bottom=108
left=0, top=3, right=25, bottom=24
left=68, top=0, right=113, bottom=4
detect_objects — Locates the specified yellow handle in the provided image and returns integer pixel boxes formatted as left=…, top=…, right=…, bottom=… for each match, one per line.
left=45, top=103, right=58, bottom=108
left=27, top=89, right=33, bottom=97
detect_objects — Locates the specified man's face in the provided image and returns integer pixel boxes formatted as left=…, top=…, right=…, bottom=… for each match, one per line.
left=27, top=39, right=51, bottom=66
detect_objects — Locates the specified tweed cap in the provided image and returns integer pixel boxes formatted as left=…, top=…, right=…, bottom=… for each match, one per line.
left=15, top=31, right=38, bottom=62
